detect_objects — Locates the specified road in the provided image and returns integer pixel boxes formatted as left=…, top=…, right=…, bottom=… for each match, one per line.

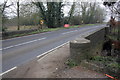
left=2, top=24, right=105, bottom=73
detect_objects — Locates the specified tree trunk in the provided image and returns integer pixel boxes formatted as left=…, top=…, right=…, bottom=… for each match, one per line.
left=68, top=2, right=75, bottom=24
left=17, top=1, right=20, bottom=30
left=2, top=1, right=7, bottom=32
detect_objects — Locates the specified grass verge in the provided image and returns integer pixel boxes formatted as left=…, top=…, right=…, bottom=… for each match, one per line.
left=65, top=59, right=78, bottom=68
left=90, top=56, right=120, bottom=79
left=3, top=24, right=101, bottom=40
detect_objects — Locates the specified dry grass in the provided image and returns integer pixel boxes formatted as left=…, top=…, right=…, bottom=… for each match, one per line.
left=6, top=24, right=99, bottom=31
left=7, top=26, right=38, bottom=31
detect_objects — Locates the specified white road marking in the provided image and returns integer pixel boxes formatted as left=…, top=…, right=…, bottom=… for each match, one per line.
left=0, top=41, right=69, bottom=76
left=1, top=26, right=103, bottom=51
left=41, top=32, right=51, bottom=34
left=0, top=46, right=14, bottom=50
left=62, top=30, right=78, bottom=34
left=3, top=31, right=52, bottom=41
left=0, top=26, right=105, bottom=76
left=0, top=25, right=105, bottom=76
left=1, top=37, right=46, bottom=50
left=61, top=26, right=102, bottom=35
left=3, top=25, right=105, bottom=41
left=37, top=28, right=102, bottom=61
left=0, top=66, right=17, bottom=76
left=37, top=41, right=69, bottom=60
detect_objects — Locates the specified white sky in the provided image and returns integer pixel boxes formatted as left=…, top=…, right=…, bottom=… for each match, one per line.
left=0, top=0, right=111, bottom=22
left=0, top=0, right=4, bottom=3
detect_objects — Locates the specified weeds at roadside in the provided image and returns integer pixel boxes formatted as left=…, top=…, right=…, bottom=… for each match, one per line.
left=65, top=59, right=78, bottom=68
left=90, top=56, right=120, bottom=79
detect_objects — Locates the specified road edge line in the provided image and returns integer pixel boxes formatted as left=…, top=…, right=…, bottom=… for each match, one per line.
left=37, top=41, right=69, bottom=61
left=0, top=66, right=17, bottom=76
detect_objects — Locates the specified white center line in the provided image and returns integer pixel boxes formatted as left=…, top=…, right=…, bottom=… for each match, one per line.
left=61, top=26, right=101, bottom=35
left=62, top=30, right=78, bottom=35
left=1, top=37, right=46, bottom=50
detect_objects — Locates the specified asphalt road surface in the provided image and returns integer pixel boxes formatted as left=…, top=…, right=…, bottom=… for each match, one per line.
left=2, top=24, right=106, bottom=73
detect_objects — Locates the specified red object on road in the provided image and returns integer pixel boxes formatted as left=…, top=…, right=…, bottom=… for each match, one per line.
left=64, top=24, right=70, bottom=28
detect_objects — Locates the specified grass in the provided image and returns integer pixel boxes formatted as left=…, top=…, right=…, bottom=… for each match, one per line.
left=108, top=62, right=120, bottom=69
left=111, top=28, right=119, bottom=33
left=90, top=56, right=120, bottom=79
left=6, top=23, right=99, bottom=31
left=3, top=23, right=100, bottom=39
left=107, top=34, right=119, bottom=41
left=106, top=27, right=120, bottom=41
left=65, top=59, right=78, bottom=68
left=90, top=56, right=114, bottom=62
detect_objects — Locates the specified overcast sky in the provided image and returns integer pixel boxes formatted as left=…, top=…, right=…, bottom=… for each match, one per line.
left=0, top=0, right=111, bottom=22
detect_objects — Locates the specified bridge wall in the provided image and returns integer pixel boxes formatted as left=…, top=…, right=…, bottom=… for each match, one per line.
left=70, top=28, right=105, bottom=64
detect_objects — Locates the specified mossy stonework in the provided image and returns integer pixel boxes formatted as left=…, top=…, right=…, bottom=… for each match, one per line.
left=70, top=39, right=90, bottom=64
left=70, top=28, right=105, bottom=64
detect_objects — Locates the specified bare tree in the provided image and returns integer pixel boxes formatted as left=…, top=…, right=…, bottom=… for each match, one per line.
left=8, top=0, right=20, bottom=30
left=103, top=1, right=120, bottom=15
left=0, top=0, right=13, bottom=31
